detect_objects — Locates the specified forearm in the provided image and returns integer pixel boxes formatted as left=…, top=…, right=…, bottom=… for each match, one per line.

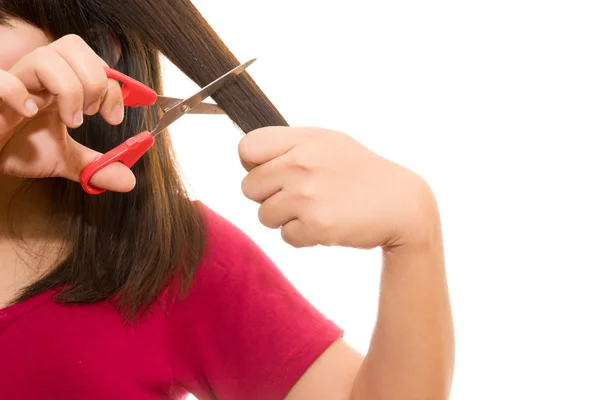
left=351, top=221, right=455, bottom=399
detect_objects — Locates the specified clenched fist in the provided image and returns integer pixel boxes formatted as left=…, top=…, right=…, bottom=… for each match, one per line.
left=239, top=127, right=439, bottom=250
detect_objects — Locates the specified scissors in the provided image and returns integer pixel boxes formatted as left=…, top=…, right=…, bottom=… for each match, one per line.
left=79, top=58, right=256, bottom=195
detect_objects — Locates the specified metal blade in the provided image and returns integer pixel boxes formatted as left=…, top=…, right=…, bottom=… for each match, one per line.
left=156, top=96, right=225, bottom=114
left=151, top=59, right=256, bottom=136
left=155, top=96, right=185, bottom=112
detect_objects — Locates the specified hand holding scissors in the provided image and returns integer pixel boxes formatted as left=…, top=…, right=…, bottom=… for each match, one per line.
left=80, top=59, right=256, bottom=195
left=0, top=32, right=254, bottom=194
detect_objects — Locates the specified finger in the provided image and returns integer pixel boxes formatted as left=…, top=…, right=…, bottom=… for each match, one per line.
left=238, top=126, right=303, bottom=171
left=0, top=73, right=34, bottom=141
left=49, top=35, right=110, bottom=116
left=62, top=136, right=136, bottom=193
left=280, top=219, right=320, bottom=248
left=241, top=154, right=307, bottom=203
left=98, top=78, right=124, bottom=125
left=88, top=161, right=136, bottom=193
left=258, top=189, right=303, bottom=229
left=10, top=46, right=85, bottom=129
left=0, top=92, right=49, bottom=148
left=0, top=70, right=38, bottom=119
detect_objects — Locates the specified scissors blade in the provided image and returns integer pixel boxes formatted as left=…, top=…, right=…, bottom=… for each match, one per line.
left=150, top=59, right=256, bottom=136
left=156, top=96, right=225, bottom=115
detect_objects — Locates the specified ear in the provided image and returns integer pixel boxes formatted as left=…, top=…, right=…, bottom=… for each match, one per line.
left=88, top=26, right=122, bottom=66
left=108, top=29, right=123, bottom=64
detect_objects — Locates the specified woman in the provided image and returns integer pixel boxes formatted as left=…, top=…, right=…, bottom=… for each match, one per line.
left=0, top=1, right=454, bottom=399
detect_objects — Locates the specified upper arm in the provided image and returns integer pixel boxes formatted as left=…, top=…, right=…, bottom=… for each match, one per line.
left=166, top=203, right=352, bottom=400
left=285, top=338, right=364, bottom=400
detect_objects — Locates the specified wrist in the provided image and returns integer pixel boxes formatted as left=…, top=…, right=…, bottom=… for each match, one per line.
left=382, top=228, right=445, bottom=276
left=385, top=175, right=442, bottom=252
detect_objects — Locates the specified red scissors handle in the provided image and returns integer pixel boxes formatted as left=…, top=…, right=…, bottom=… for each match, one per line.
left=80, top=131, right=155, bottom=195
left=79, top=131, right=154, bottom=194
left=104, top=67, right=157, bottom=107
left=80, top=59, right=255, bottom=195
left=80, top=68, right=158, bottom=195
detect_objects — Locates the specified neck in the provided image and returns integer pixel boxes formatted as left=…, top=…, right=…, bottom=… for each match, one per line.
left=0, top=175, right=54, bottom=237
left=0, top=176, right=68, bottom=306
left=0, top=175, right=25, bottom=210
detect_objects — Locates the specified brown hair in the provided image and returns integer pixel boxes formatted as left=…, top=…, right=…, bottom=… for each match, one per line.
left=0, top=0, right=288, bottom=320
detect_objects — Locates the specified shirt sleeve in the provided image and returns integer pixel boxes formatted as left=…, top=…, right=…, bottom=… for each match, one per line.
left=165, top=202, right=344, bottom=400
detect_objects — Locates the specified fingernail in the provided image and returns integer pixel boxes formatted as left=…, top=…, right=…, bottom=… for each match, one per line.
left=73, top=109, right=84, bottom=126
left=84, top=99, right=101, bottom=115
left=110, top=103, right=123, bottom=123
left=24, top=99, right=38, bottom=116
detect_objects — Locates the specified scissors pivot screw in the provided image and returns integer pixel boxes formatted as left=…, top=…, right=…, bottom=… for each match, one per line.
left=79, top=59, right=256, bottom=195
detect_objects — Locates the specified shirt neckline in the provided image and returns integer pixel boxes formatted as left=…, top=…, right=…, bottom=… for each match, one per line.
left=0, top=289, right=57, bottom=324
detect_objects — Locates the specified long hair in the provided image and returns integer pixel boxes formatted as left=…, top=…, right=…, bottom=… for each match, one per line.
left=0, top=0, right=288, bottom=320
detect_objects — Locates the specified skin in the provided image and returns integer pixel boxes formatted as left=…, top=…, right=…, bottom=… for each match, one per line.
left=0, top=20, right=454, bottom=400
left=0, top=20, right=134, bottom=191
left=240, top=128, right=455, bottom=400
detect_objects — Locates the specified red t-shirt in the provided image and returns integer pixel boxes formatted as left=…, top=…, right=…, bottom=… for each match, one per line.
left=0, top=203, right=343, bottom=400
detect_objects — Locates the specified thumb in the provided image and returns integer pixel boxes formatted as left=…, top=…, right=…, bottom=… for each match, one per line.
left=238, top=127, right=301, bottom=171
left=64, top=136, right=136, bottom=193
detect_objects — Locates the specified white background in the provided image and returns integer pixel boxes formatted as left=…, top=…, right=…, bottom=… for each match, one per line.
left=161, top=1, right=600, bottom=399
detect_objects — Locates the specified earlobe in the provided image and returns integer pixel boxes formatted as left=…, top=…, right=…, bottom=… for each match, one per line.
left=109, top=30, right=122, bottom=64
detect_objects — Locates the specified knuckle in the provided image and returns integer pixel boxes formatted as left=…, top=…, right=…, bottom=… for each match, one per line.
left=240, top=176, right=255, bottom=200
left=107, top=79, right=122, bottom=93
left=288, top=149, right=317, bottom=171
left=307, top=207, right=334, bottom=235
left=238, top=136, right=252, bottom=160
left=247, top=127, right=269, bottom=139
left=31, top=46, right=55, bottom=61
left=62, top=82, right=83, bottom=99
left=295, top=181, right=316, bottom=200
left=257, top=206, right=277, bottom=229
left=257, top=206, right=268, bottom=225
left=280, top=228, right=302, bottom=248
left=57, top=34, right=86, bottom=48
left=300, top=128, right=319, bottom=139
left=105, top=80, right=123, bottom=102
left=84, top=78, right=108, bottom=97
